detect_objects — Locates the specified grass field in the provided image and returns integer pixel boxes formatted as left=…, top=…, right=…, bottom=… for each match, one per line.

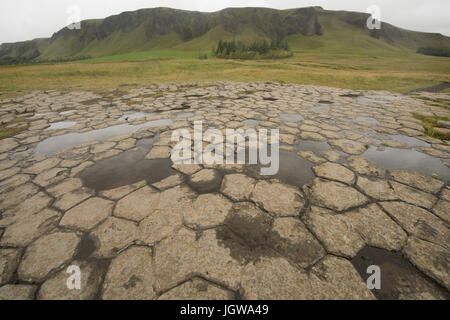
left=0, top=48, right=449, bottom=96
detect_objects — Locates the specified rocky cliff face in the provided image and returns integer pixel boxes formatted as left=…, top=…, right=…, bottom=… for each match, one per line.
left=0, top=6, right=448, bottom=62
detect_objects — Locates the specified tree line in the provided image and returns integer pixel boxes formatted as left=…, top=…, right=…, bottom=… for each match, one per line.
left=417, top=47, right=450, bottom=57
left=213, top=39, right=290, bottom=57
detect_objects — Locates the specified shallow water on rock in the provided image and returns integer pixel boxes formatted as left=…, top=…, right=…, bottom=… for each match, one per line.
left=80, top=138, right=175, bottom=191
left=351, top=246, right=449, bottom=300
left=279, top=113, right=304, bottom=122
left=59, top=110, right=76, bottom=115
left=389, top=134, right=430, bottom=147
left=296, top=140, right=331, bottom=154
left=34, top=119, right=173, bottom=156
left=353, top=116, right=379, bottom=125
left=118, top=111, right=153, bottom=121
left=247, top=150, right=315, bottom=187
left=242, top=119, right=260, bottom=126
left=176, top=112, right=195, bottom=119
left=362, top=146, right=450, bottom=181
left=45, top=121, right=77, bottom=130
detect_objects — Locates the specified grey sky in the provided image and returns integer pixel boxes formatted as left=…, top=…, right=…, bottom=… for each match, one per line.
left=1, top=0, right=449, bottom=44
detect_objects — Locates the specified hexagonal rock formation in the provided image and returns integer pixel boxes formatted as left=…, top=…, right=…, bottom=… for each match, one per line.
left=304, top=178, right=369, bottom=212
left=251, top=180, right=305, bottom=216
left=0, top=82, right=449, bottom=300
left=18, top=232, right=80, bottom=282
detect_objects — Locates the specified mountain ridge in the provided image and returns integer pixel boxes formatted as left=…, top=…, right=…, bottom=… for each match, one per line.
left=1, top=6, right=449, bottom=62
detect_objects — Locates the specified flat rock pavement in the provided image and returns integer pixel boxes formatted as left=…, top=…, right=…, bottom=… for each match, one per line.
left=0, top=82, right=449, bottom=300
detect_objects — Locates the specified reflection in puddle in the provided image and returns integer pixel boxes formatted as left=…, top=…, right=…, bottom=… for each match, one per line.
left=296, top=140, right=331, bottom=154
left=34, top=119, right=173, bottom=156
left=60, top=110, right=76, bottom=115
left=354, top=116, right=379, bottom=125
left=119, top=112, right=153, bottom=121
left=352, top=246, right=449, bottom=300
left=176, top=112, right=194, bottom=119
left=80, top=139, right=175, bottom=191
left=363, top=146, right=450, bottom=181
left=308, top=105, right=334, bottom=113
left=247, top=150, right=315, bottom=187
left=45, top=121, right=77, bottom=130
left=389, top=135, right=430, bottom=147
left=279, top=113, right=304, bottom=122
left=242, top=119, right=260, bottom=126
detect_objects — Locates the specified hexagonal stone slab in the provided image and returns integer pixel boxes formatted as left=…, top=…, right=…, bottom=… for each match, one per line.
left=152, top=228, right=244, bottom=292
left=102, top=246, right=156, bottom=300
left=0, top=284, right=36, bottom=300
left=380, top=201, right=449, bottom=247
left=251, top=180, right=305, bottom=216
left=220, top=173, right=255, bottom=201
left=60, top=198, right=114, bottom=231
left=33, top=167, right=68, bottom=187
left=347, top=156, right=385, bottom=177
left=47, top=178, right=83, bottom=197
left=303, top=206, right=364, bottom=258
left=390, top=170, right=444, bottom=194
left=184, top=194, right=232, bottom=228
left=53, top=190, right=91, bottom=211
left=1, top=209, right=60, bottom=247
left=345, top=204, right=407, bottom=251
left=404, top=237, right=450, bottom=290
left=310, top=256, right=375, bottom=300
left=329, top=139, right=367, bottom=155
left=0, top=192, right=52, bottom=228
left=390, top=181, right=436, bottom=209
left=138, top=186, right=196, bottom=244
left=224, top=202, right=273, bottom=247
left=356, top=176, right=398, bottom=200
left=0, top=249, right=21, bottom=286
left=304, top=179, right=368, bottom=212
left=37, top=261, right=102, bottom=300
left=313, top=162, right=355, bottom=184
left=114, top=186, right=160, bottom=222
left=23, top=158, right=60, bottom=174
left=145, top=146, right=171, bottom=159
left=271, top=218, right=325, bottom=268
left=158, top=278, right=233, bottom=300
left=99, top=180, right=146, bottom=200
left=91, top=217, right=137, bottom=258
left=18, top=232, right=80, bottom=281
left=188, top=169, right=222, bottom=193
left=240, top=256, right=313, bottom=299
left=0, top=183, right=39, bottom=210
left=433, top=200, right=450, bottom=224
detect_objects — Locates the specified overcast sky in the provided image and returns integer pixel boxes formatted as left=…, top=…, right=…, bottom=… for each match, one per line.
left=1, top=0, right=449, bottom=44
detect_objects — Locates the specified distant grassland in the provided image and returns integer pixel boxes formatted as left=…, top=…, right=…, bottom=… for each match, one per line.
left=0, top=49, right=449, bottom=95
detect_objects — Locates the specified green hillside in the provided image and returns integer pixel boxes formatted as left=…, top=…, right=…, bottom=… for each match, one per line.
left=1, top=6, right=449, bottom=63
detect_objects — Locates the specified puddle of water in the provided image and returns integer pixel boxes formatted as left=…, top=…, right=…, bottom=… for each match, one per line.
left=362, top=146, right=450, bottom=182
left=119, top=111, right=153, bottom=121
left=296, top=140, right=331, bottom=154
left=354, top=116, right=379, bottom=125
left=176, top=112, right=194, bottom=119
left=246, top=150, right=315, bottom=187
left=351, top=246, right=449, bottom=300
left=242, top=119, right=260, bottom=126
left=34, top=119, right=173, bottom=156
left=45, top=121, right=77, bottom=130
left=308, top=105, right=333, bottom=113
left=80, top=140, right=175, bottom=191
left=60, top=110, right=76, bottom=115
left=279, top=113, right=304, bottom=122
left=389, top=135, right=430, bottom=147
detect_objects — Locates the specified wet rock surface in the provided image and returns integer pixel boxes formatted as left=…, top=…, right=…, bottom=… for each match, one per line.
left=0, top=82, right=449, bottom=300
